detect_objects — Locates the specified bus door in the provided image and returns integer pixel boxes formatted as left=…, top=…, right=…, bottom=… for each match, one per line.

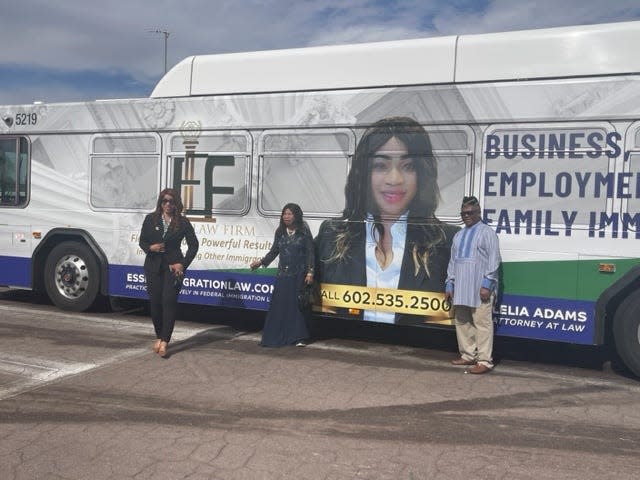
left=0, top=136, right=31, bottom=287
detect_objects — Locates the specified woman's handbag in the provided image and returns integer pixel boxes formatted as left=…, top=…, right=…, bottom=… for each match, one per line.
left=297, top=281, right=319, bottom=312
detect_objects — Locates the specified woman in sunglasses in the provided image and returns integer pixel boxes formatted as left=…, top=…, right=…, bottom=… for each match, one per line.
left=139, top=188, right=199, bottom=357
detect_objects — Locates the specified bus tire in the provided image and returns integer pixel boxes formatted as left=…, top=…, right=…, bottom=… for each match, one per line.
left=44, top=241, right=100, bottom=312
left=613, top=290, right=640, bottom=378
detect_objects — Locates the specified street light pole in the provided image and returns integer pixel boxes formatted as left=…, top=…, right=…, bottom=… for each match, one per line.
left=149, top=29, right=170, bottom=74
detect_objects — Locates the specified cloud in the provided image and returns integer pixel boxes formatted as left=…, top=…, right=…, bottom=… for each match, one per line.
left=432, top=0, right=640, bottom=34
left=0, top=65, right=150, bottom=105
left=2, top=0, right=640, bottom=104
left=307, top=25, right=431, bottom=46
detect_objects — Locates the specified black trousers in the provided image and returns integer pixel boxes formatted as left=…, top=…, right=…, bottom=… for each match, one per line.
left=145, top=266, right=181, bottom=342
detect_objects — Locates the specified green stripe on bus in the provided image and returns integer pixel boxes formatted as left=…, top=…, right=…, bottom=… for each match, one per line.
left=501, top=258, right=639, bottom=301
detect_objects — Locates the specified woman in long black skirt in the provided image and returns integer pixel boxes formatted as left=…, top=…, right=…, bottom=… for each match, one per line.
left=250, top=203, right=314, bottom=347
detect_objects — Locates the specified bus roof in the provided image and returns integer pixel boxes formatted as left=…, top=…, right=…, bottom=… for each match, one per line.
left=150, top=21, right=640, bottom=98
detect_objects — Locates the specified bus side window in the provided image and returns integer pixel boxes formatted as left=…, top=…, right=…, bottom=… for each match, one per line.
left=426, top=128, right=473, bottom=221
left=0, top=137, right=29, bottom=207
left=90, top=134, right=160, bottom=210
left=626, top=124, right=640, bottom=226
left=483, top=124, right=611, bottom=227
left=258, top=129, right=354, bottom=218
left=168, top=132, right=252, bottom=218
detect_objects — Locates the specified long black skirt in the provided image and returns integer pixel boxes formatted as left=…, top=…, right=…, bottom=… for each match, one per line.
left=261, top=273, right=310, bottom=347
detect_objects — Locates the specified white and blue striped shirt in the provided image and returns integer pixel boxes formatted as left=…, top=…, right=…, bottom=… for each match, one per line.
left=445, top=221, right=501, bottom=308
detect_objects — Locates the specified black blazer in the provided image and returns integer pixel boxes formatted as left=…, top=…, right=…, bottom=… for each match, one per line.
left=261, top=227, right=315, bottom=278
left=139, top=213, right=199, bottom=274
left=316, top=219, right=458, bottom=324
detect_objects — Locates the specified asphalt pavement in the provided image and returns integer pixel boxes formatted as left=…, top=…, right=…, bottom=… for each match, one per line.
left=1, top=293, right=640, bottom=479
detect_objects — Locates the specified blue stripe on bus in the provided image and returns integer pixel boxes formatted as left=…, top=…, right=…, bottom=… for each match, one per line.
left=0, top=256, right=31, bottom=287
left=494, top=293, right=595, bottom=345
left=108, top=264, right=274, bottom=311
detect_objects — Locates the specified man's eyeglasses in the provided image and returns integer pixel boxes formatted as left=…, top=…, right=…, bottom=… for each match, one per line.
left=161, top=198, right=174, bottom=205
left=460, top=210, right=478, bottom=217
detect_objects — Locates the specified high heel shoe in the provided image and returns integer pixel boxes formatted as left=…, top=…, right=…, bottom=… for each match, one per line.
left=153, top=339, right=161, bottom=353
left=158, top=341, right=168, bottom=358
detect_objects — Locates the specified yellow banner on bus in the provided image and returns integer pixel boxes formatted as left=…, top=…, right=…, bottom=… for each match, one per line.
left=319, top=283, right=454, bottom=321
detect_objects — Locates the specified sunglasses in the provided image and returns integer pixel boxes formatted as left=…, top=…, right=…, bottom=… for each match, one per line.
left=161, top=198, right=174, bottom=205
left=460, top=210, right=478, bottom=217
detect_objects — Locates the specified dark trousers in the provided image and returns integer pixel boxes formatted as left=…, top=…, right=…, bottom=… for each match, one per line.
left=145, top=266, right=181, bottom=342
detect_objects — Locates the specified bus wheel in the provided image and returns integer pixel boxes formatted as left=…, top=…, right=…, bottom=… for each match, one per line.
left=613, top=290, right=640, bottom=378
left=44, top=241, right=100, bottom=312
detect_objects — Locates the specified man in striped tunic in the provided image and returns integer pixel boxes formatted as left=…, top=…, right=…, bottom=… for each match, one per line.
left=445, top=196, right=501, bottom=374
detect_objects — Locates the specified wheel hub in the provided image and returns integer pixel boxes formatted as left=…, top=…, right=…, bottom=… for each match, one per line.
left=54, top=255, right=89, bottom=299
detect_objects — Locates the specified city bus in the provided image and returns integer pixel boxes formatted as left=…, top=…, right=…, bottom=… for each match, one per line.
left=1, top=20, right=640, bottom=375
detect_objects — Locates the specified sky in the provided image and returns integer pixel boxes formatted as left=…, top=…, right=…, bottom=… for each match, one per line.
left=2, top=0, right=640, bottom=105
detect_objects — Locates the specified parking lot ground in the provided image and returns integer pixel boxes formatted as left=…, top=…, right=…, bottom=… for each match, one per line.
left=1, top=295, right=640, bottom=479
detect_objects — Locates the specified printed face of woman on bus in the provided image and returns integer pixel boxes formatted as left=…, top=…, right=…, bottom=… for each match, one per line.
left=370, top=136, right=417, bottom=219
left=282, top=208, right=295, bottom=227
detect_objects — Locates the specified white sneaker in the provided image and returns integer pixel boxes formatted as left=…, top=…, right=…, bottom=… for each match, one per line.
left=296, top=341, right=307, bottom=347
